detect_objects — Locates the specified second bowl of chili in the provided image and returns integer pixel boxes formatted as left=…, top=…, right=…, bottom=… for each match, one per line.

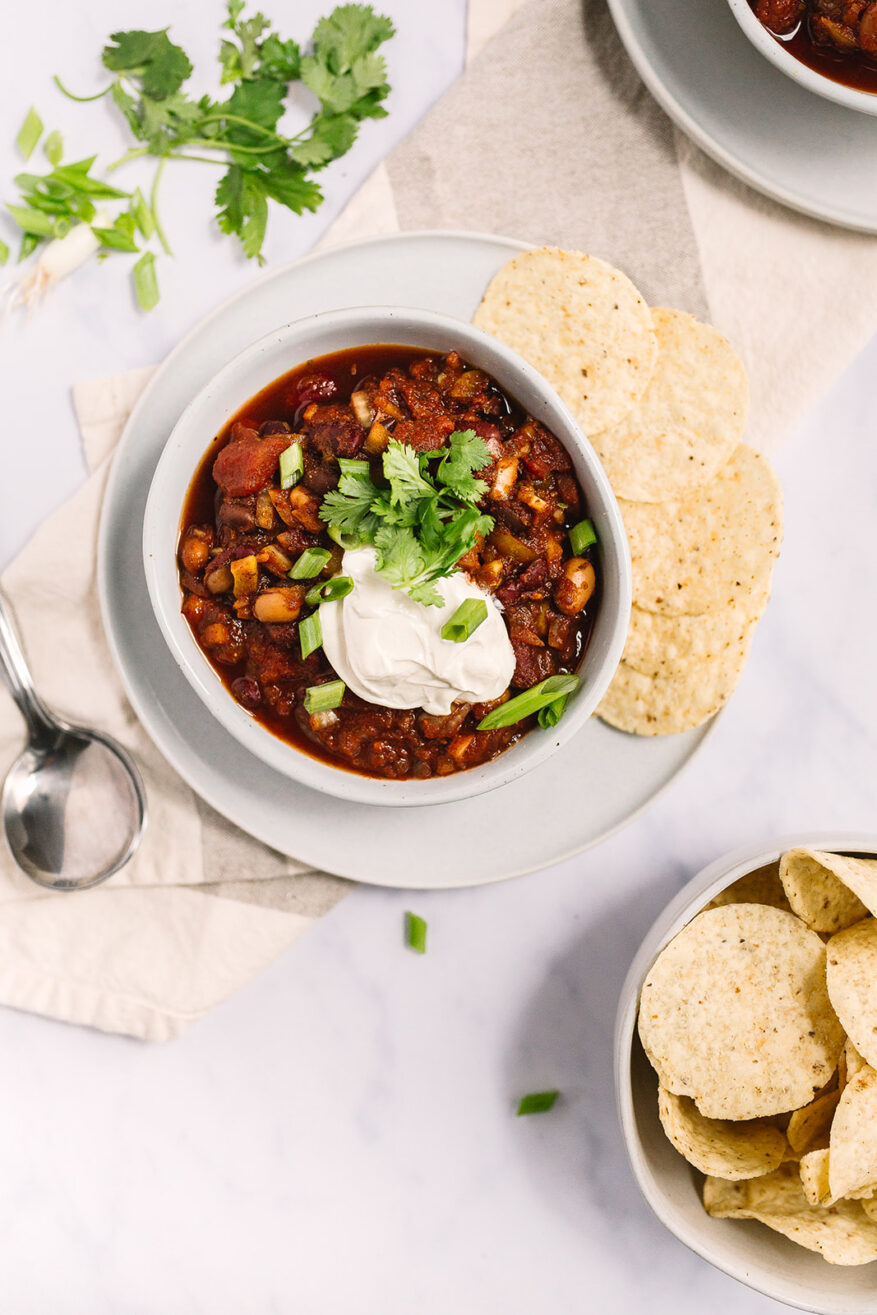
left=143, top=306, right=631, bottom=807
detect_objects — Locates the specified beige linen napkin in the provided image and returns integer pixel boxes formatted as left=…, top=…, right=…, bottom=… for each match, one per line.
left=2, top=0, right=875, bottom=1040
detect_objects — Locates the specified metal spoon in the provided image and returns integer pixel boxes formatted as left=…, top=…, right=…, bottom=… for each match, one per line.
left=0, top=596, right=146, bottom=890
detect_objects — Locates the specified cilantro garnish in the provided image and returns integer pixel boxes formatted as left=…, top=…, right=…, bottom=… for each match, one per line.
left=5, top=3, right=393, bottom=307
left=319, top=431, right=495, bottom=607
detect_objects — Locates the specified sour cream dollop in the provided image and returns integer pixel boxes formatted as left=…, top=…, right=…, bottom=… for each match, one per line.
left=319, top=547, right=516, bottom=716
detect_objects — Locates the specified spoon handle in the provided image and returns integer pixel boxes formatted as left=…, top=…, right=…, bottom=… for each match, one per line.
left=0, top=596, right=58, bottom=745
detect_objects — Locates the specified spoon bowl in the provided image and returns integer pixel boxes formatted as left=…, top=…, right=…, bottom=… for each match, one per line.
left=0, top=597, right=146, bottom=890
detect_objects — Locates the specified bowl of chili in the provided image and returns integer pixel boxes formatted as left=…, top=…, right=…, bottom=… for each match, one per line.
left=142, top=305, right=631, bottom=807
left=728, top=0, right=877, bottom=112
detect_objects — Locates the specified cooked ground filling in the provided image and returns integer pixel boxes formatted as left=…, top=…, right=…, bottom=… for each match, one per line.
left=178, top=346, right=599, bottom=780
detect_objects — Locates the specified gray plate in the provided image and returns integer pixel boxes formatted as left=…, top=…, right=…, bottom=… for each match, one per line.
left=607, top=0, right=877, bottom=232
left=98, top=231, right=712, bottom=889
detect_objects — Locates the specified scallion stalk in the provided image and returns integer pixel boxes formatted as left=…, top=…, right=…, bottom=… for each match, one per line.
left=441, top=598, right=488, bottom=644
left=289, top=547, right=332, bottom=580
left=303, top=680, right=345, bottom=713
left=279, top=441, right=303, bottom=490
left=477, top=674, right=579, bottom=730
left=305, top=575, right=353, bottom=607
left=298, top=611, right=322, bottom=659
left=405, top=912, right=427, bottom=954
left=516, top=1090, right=559, bottom=1116
left=569, top=519, right=596, bottom=555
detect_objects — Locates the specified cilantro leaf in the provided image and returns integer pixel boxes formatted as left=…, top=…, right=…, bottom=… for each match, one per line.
left=312, top=5, right=395, bottom=73
left=102, top=30, right=193, bottom=100
left=215, top=165, right=268, bottom=261
left=259, top=161, right=323, bottom=214
left=288, top=113, right=356, bottom=168
left=435, top=430, right=491, bottom=504
left=219, top=3, right=268, bottom=83
left=383, top=440, right=435, bottom=507
left=259, top=34, right=301, bottom=81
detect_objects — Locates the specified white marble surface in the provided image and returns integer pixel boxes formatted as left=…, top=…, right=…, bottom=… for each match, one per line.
left=2, top=2, right=877, bottom=1312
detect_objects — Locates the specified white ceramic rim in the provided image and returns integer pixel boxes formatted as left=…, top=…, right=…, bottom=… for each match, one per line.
left=614, top=831, right=877, bottom=1312
left=142, top=303, right=632, bottom=809
left=726, top=0, right=877, bottom=115
left=605, top=0, right=877, bottom=233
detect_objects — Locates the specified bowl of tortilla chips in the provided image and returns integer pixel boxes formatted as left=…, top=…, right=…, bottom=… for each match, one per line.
left=616, top=834, right=877, bottom=1311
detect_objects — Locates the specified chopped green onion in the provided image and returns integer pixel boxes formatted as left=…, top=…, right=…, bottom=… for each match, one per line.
left=405, top=911, right=427, bottom=954
left=305, top=575, right=353, bottom=607
left=328, top=525, right=359, bottom=550
left=337, top=457, right=371, bottom=476
left=517, top=1090, right=559, bottom=1116
left=441, top=598, right=488, bottom=643
left=304, top=680, right=345, bottom=713
left=7, top=205, right=56, bottom=238
left=298, top=611, right=322, bottom=659
left=0, top=239, right=8, bottom=267
left=477, top=674, right=579, bottom=730
left=569, top=518, right=597, bottom=555
left=279, top=441, right=303, bottom=490
left=131, top=187, right=155, bottom=239
left=43, top=130, right=63, bottom=166
left=18, top=233, right=39, bottom=262
left=16, top=107, right=43, bottom=161
left=132, top=251, right=159, bottom=311
left=289, top=547, right=332, bottom=580
left=537, top=695, right=568, bottom=729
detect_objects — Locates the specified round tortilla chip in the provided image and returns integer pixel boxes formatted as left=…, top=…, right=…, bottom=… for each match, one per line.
left=639, top=905, right=844, bottom=1119
left=597, top=644, right=749, bottom=736
left=826, top=919, right=877, bottom=1071
left=829, top=1067, right=877, bottom=1200
left=703, top=864, right=792, bottom=914
left=864, top=1198, right=877, bottom=1224
left=780, top=849, right=874, bottom=935
left=621, top=594, right=766, bottom=681
left=787, top=1088, right=840, bottom=1157
left=658, top=1086, right=787, bottom=1179
left=844, top=1038, right=868, bottom=1086
left=472, top=247, right=656, bottom=434
left=591, top=308, right=749, bottom=502
left=620, top=444, right=783, bottom=617
left=704, top=1164, right=877, bottom=1265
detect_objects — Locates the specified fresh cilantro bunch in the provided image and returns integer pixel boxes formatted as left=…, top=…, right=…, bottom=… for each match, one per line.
left=320, top=432, right=496, bottom=608
left=3, top=3, right=393, bottom=308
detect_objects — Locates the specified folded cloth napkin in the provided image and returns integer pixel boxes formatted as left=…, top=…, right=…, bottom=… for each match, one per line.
left=1, top=0, right=874, bottom=1041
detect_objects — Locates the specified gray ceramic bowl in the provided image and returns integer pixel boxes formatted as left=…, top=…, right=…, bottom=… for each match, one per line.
left=615, top=833, right=877, bottom=1313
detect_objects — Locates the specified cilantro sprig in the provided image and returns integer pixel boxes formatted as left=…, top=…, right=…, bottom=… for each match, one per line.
left=320, top=432, right=495, bottom=607
left=4, top=2, right=393, bottom=308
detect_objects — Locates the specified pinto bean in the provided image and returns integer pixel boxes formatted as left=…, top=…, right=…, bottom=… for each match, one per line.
left=205, top=562, right=233, bottom=594
left=179, top=525, right=213, bottom=573
left=553, top=557, right=596, bottom=615
left=287, top=486, right=323, bottom=534
left=253, top=587, right=305, bottom=623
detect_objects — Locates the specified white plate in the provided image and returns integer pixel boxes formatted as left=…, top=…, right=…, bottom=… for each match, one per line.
left=98, top=231, right=712, bottom=889
left=607, top=0, right=877, bottom=233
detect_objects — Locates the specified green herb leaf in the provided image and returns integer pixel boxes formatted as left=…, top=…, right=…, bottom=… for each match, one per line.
left=405, top=911, right=427, bottom=954
left=132, top=250, right=160, bottom=310
left=16, top=107, right=43, bottom=161
left=259, top=33, right=301, bottom=81
left=102, top=29, right=193, bottom=100
left=435, top=429, right=491, bottom=503
left=516, top=1090, right=559, bottom=1116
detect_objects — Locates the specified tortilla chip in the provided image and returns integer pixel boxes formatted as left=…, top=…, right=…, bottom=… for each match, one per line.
left=620, top=445, right=783, bottom=617
left=621, top=595, right=766, bottom=682
left=826, top=919, right=877, bottom=1071
left=780, top=849, right=873, bottom=934
left=472, top=247, right=656, bottom=434
left=864, top=1198, right=877, bottom=1224
left=829, top=1067, right=877, bottom=1200
left=638, top=905, right=843, bottom=1120
left=657, top=1086, right=787, bottom=1179
left=787, top=1089, right=840, bottom=1156
left=591, top=308, right=748, bottom=502
left=597, top=644, right=750, bottom=736
left=800, top=1148, right=834, bottom=1206
left=703, top=864, right=792, bottom=914
left=704, top=1164, right=877, bottom=1264
left=845, top=1038, right=868, bottom=1084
